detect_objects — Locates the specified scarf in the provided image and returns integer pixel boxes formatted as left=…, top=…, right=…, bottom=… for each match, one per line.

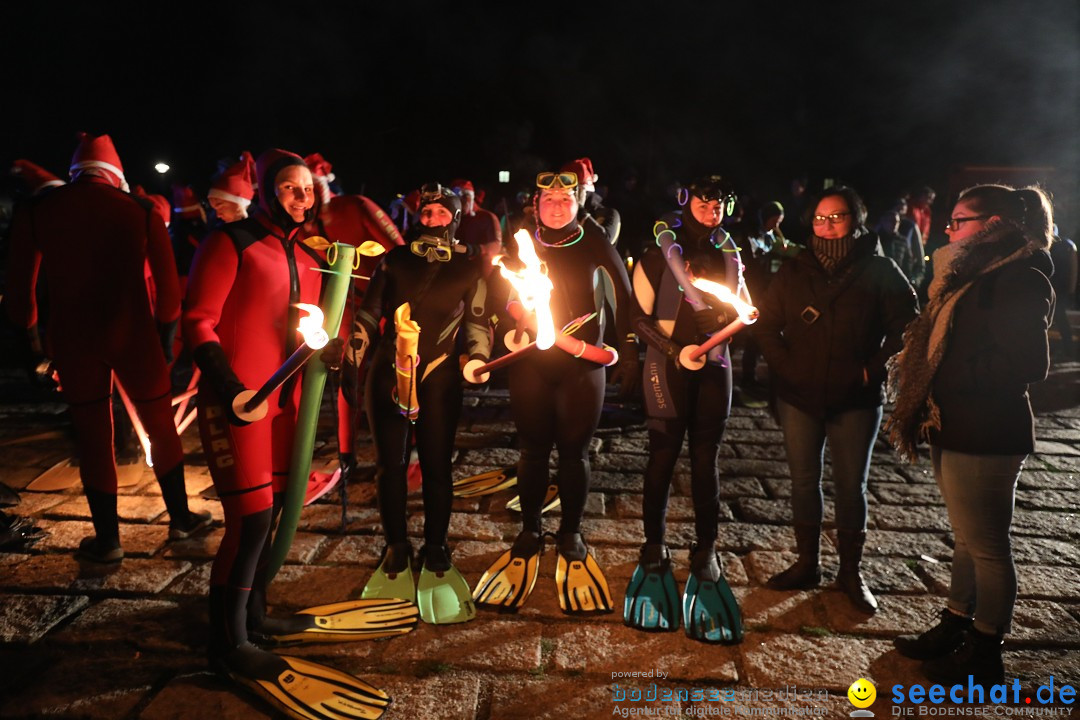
left=811, top=233, right=857, bottom=273
left=884, top=221, right=1033, bottom=460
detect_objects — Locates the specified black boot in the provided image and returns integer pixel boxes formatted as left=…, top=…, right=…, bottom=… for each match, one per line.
left=836, top=529, right=878, bottom=614
left=767, top=524, right=821, bottom=590
left=922, top=628, right=1005, bottom=687
left=894, top=608, right=973, bottom=660
left=78, top=487, right=123, bottom=563
left=157, top=463, right=213, bottom=539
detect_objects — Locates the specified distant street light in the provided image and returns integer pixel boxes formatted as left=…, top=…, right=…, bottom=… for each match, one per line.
left=154, top=162, right=170, bottom=174
left=498, top=170, right=510, bottom=183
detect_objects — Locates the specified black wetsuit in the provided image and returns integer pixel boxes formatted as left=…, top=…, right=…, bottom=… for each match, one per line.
left=508, top=218, right=635, bottom=536
left=357, top=243, right=489, bottom=546
left=631, top=211, right=744, bottom=546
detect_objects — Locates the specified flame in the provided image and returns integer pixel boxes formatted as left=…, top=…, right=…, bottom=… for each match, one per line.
left=296, top=303, right=330, bottom=349
left=689, top=278, right=758, bottom=324
left=494, top=230, right=556, bottom=349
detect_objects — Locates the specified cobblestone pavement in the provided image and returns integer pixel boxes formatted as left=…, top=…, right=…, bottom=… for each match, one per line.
left=1, top=362, right=1078, bottom=719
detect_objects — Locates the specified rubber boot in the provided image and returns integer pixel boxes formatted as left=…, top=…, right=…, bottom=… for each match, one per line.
left=766, top=524, right=821, bottom=590
left=894, top=608, right=974, bottom=660
left=157, top=463, right=212, bottom=539
left=921, top=628, right=1005, bottom=687
left=836, top=529, right=878, bottom=614
left=78, top=487, right=123, bottom=562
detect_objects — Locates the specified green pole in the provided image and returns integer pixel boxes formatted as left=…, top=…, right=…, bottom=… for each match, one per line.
left=267, top=242, right=356, bottom=580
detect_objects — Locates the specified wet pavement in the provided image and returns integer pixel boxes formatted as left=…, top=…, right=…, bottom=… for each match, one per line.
left=0, top=360, right=1078, bottom=719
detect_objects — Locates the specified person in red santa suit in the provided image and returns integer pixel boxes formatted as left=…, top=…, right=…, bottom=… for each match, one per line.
left=11, top=159, right=66, bottom=197
left=302, top=153, right=404, bottom=483
left=208, top=152, right=256, bottom=225
left=450, top=178, right=502, bottom=273
left=5, top=133, right=210, bottom=563
left=170, top=184, right=208, bottom=296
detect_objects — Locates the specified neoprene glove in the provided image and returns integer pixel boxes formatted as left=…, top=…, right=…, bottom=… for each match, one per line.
left=611, top=337, right=641, bottom=399
left=692, top=307, right=723, bottom=335
left=191, top=341, right=249, bottom=425
left=320, top=337, right=344, bottom=372
left=157, top=320, right=178, bottom=365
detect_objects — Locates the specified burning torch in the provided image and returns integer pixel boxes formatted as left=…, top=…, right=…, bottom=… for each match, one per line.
left=231, top=303, right=330, bottom=422
left=678, top=278, right=758, bottom=371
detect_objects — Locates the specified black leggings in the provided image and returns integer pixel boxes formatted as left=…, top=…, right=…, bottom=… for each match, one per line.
left=642, top=360, right=731, bottom=546
left=366, top=353, right=462, bottom=546
left=509, top=351, right=605, bottom=535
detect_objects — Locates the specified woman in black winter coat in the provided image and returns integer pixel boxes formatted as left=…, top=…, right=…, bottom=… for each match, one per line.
left=753, top=186, right=918, bottom=613
left=887, top=184, right=1056, bottom=689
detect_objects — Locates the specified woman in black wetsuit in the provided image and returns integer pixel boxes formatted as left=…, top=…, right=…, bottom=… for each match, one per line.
left=347, top=184, right=491, bottom=625
left=473, top=170, right=639, bottom=615
left=624, top=176, right=747, bottom=643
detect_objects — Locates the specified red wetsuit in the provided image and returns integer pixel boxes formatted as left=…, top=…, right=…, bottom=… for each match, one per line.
left=6, top=177, right=184, bottom=494
left=184, top=210, right=324, bottom=585
left=303, top=194, right=403, bottom=456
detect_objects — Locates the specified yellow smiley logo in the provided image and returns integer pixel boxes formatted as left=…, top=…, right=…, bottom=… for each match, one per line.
left=847, top=678, right=876, bottom=708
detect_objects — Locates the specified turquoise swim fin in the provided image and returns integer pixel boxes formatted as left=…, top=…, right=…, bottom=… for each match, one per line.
left=361, top=542, right=416, bottom=604
left=416, top=544, right=476, bottom=624
left=682, top=545, right=743, bottom=644
left=624, top=543, right=680, bottom=631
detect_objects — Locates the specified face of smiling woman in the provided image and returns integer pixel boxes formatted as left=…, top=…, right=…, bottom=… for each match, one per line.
left=537, top=189, right=578, bottom=230
left=274, top=165, right=315, bottom=223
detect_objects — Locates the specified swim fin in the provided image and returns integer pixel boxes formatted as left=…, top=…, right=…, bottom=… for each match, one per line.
left=682, top=544, right=743, bottom=644
left=472, top=530, right=543, bottom=611
left=253, top=599, right=419, bottom=646
left=452, top=465, right=518, bottom=498
left=624, top=543, right=680, bottom=631
left=416, top=544, right=476, bottom=624
left=218, top=643, right=390, bottom=720
left=361, top=542, right=416, bottom=604
left=505, top=483, right=561, bottom=513
left=555, top=532, right=613, bottom=615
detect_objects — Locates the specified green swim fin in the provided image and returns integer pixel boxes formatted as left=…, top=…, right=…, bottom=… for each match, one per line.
left=416, top=544, right=476, bottom=624
left=218, top=643, right=390, bottom=720
left=361, top=542, right=416, bottom=604
left=452, top=465, right=518, bottom=498
left=624, top=543, right=680, bottom=631
left=682, top=545, right=743, bottom=644
left=472, top=530, right=543, bottom=611
left=254, top=599, right=419, bottom=646
left=555, top=532, right=613, bottom=615
left=505, top=483, right=561, bottom=513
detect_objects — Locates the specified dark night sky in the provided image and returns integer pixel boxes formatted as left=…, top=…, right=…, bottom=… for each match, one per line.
left=4, top=0, right=1079, bottom=230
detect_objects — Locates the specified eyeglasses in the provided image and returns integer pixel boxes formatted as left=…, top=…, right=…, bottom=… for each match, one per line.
left=410, top=237, right=453, bottom=263
left=536, top=171, right=578, bottom=190
left=811, top=212, right=851, bottom=226
left=946, top=214, right=989, bottom=232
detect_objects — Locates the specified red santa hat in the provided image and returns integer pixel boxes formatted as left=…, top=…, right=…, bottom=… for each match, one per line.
left=450, top=178, right=475, bottom=195
left=560, top=157, right=598, bottom=190
left=133, top=185, right=172, bottom=227
left=304, top=153, right=336, bottom=205
left=69, top=132, right=128, bottom=191
left=11, top=159, right=65, bottom=195
left=171, top=184, right=203, bottom=219
left=208, top=151, right=255, bottom=209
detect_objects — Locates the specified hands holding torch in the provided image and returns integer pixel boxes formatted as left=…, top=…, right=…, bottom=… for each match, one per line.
left=678, top=278, right=759, bottom=371
left=463, top=230, right=618, bottom=384
left=232, top=303, right=330, bottom=422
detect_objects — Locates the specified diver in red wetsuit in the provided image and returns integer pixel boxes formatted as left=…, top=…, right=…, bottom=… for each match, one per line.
left=5, top=132, right=209, bottom=563
left=184, top=148, right=331, bottom=668
left=303, top=153, right=404, bottom=482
